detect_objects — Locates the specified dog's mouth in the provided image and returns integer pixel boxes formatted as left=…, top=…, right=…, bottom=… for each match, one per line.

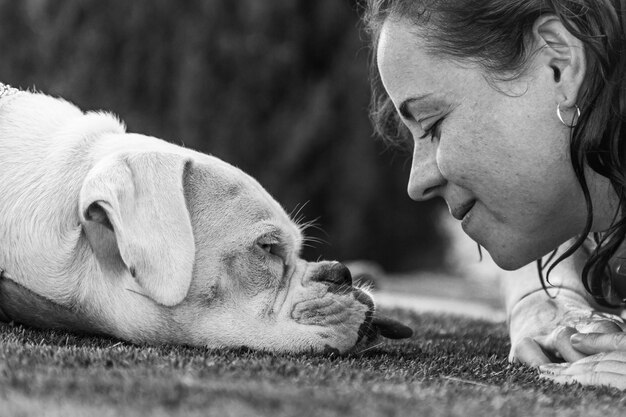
left=288, top=263, right=413, bottom=353
left=352, top=287, right=413, bottom=347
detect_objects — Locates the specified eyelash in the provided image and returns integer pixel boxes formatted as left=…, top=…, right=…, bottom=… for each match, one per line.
left=419, top=118, right=443, bottom=141
left=258, top=242, right=274, bottom=254
left=257, top=241, right=286, bottom=264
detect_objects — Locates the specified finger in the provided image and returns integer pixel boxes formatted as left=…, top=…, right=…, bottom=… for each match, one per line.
left=535, top=326, right=586, bottom=363
left=538, top=362, right=570, bottom=376
left=577, top=320, right=623, bottom=334
left=565, top=359, right=626, bottom=377
left=565, top=351, right=626, bottom=365
left=540, top=371, right=626, bottom=390
left=553, top=327, right=586, bottom=362
left=541, top=359, right=626, bottom=377
left=514, top=337, right=553, bottom=367
left=571, top=332, right=626, bottom=355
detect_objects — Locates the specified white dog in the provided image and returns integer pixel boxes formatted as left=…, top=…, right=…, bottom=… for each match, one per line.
left=0, top=86, right=411, bottom=353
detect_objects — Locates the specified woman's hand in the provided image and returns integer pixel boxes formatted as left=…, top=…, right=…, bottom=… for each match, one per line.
left=539, top=332, right=626, bottom=389
left=533, top=316, right=624, bottom=361
left=502, top=239, right=626, bottom=366
left=509, top=289, right=624, bottom=366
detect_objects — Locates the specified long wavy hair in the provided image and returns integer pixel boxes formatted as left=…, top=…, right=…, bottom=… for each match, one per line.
left=362, top=0, right=626, bottom=306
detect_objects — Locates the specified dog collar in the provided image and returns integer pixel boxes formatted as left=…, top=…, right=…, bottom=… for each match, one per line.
left=0, top=268, right=13, bottom=322
left=0, top=267, right=102, bottom=334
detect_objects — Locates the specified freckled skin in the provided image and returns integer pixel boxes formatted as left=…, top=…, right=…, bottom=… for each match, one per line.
left=376, top=18, right=616, bottom=269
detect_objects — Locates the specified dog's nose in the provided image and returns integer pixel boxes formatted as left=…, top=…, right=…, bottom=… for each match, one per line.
left=315, top=263, right=353, bottom=287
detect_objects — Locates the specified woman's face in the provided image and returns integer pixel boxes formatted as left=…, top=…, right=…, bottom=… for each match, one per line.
left=376, top=18, right=598, bottom=269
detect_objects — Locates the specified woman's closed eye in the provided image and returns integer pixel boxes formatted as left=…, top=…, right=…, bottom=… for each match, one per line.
left=419, top=118, right=443, bottom=141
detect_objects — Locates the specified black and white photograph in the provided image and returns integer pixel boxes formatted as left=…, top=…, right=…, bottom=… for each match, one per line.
left=2, top=1, right=626, bottom=416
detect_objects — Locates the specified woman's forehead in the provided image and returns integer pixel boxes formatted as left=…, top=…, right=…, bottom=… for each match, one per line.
left=376, top=18, right=489, bottom=110
left=376, top=18, right=421, bottom=76
left=376, top=19, right=447, bottom=106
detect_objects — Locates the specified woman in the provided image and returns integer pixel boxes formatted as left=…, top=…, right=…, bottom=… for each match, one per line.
left=364, top=0, right=626, bottom=389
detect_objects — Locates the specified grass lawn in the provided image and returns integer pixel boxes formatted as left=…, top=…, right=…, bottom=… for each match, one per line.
left=1, top=308, right=625, bottom=417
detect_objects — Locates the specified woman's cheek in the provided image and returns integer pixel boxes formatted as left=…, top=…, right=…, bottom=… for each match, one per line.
left=436, top=138, right=477, bottom=186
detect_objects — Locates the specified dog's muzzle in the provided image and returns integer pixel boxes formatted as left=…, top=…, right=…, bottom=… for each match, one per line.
left=352, top=286, right=413, bottom=345
left=310, top=262, right=355, bottom=294
left=311, top=263, right=413, bottom=346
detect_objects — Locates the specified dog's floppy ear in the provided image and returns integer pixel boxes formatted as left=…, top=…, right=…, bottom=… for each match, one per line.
left=79, top=152, right=195, bottom=306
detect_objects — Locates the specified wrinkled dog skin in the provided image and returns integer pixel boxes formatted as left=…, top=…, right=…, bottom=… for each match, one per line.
left=0, top=90, right=408, bottom=353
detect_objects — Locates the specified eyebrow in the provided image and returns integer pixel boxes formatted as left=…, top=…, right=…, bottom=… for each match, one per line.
left=258, top=226, right=299, bottom=253
left=258, top=228, right=283, bottom=243
left=398, top=94, right=436, bottom=119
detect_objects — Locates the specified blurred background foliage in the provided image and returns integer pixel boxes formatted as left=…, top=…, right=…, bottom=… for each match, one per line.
left=0, top=0, right=446, bottom=272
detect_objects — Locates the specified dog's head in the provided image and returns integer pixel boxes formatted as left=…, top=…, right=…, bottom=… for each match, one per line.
left=68, top=140, right=410, bottom=353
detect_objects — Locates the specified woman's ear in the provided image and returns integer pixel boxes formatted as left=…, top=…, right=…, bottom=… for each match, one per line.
left=532, top=14, right=586, bottom=107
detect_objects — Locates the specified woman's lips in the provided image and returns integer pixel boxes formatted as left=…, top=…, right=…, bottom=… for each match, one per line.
left=451, top=200, right=476, bottom=221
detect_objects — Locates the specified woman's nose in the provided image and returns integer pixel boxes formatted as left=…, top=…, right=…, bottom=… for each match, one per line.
left=407, top=140, right=445, bottom=201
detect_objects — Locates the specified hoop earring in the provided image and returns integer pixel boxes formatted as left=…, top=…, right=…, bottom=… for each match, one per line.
left=556, top=102, right=581, bottom=127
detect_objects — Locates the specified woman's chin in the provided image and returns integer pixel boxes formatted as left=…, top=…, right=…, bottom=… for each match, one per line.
left=485, top=246, right=538, bottom=271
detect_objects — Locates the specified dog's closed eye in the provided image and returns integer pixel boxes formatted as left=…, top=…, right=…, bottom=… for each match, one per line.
left=256, top=236, right=287, bottom=260
left=258, top=242, right=275, bottom=254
